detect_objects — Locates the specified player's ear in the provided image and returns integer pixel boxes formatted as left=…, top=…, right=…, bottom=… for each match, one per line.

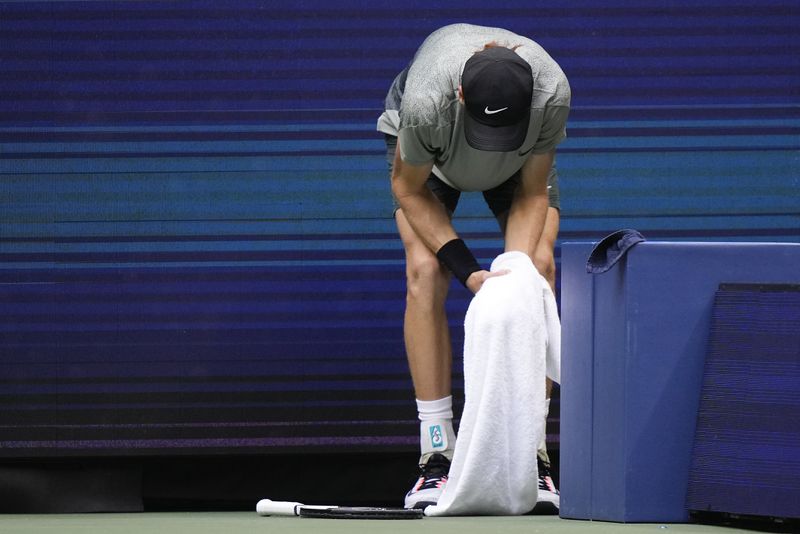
left=458, top=84, right=464, bottom=103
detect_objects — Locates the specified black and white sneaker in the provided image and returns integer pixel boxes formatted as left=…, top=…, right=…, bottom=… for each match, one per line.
left=532, top=455, right=560, bottom=514
left=404, top=453, right=451, bottom=509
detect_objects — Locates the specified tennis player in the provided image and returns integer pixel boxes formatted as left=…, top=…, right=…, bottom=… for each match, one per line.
left=376, top=23, right=570, bottom=511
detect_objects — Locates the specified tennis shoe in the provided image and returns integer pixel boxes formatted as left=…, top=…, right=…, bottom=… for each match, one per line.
left=404, top=453, right=450, bottom=509
left=532, top=454, right=560, bottom=514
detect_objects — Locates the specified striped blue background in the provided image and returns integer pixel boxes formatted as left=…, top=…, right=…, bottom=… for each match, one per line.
left=687, top=284, right=800, bottom=518
left=1, top=0, right=798, bottom=456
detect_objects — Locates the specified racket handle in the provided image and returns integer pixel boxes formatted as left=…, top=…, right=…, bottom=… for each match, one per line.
left=256, top=499, right=303, bottom=516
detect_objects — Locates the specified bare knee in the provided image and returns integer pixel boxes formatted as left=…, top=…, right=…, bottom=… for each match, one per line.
left=405, top=254, right=450, bottom=305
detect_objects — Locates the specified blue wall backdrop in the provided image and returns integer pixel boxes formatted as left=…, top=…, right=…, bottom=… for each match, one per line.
left=1, top=0, right=798, bottom=457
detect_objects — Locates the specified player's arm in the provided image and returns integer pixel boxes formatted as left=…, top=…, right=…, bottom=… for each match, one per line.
left=504, top=149, right=554, bottom=259
left=391, top=142, right=505, bottom=293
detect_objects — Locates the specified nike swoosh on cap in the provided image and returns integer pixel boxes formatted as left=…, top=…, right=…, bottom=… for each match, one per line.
left=484, top=106, right=508, bottom=115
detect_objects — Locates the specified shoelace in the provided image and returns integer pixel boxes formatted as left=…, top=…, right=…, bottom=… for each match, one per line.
left=416, top=455, right=450, bottom=491
left=537, top=458, right=558, bottom=492
left=417, top=472, right=448, bottom=491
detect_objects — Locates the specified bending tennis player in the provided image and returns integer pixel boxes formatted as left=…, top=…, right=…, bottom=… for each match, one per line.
left=376, top=23, right=570, bottom=511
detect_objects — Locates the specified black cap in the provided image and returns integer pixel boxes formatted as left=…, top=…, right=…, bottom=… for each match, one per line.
left=586, top=229, right=646, bottom=274
left=461, top=47, right=533, bottom=152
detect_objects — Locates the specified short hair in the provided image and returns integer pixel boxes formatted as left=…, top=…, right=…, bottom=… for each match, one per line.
left=480, top=40, right=522, bottom=52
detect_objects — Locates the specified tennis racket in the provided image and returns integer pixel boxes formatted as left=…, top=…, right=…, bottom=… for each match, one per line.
left=256, top=499, right=423, bottom=519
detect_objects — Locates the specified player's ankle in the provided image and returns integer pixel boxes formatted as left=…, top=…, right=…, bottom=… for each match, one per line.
left=420, top=448, right=453, bottom=465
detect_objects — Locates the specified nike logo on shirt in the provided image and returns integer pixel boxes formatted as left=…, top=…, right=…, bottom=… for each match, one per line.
left=484, top=106, right=509, bottom=115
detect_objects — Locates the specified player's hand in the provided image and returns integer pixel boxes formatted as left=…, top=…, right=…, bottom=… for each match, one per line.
left=465, top=269, right=510, bottom=294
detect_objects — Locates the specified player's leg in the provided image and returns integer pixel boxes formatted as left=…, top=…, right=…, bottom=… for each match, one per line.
left=485, top=164, right=561, bottom=513
left=532, top=206, right=561, bottom=513
left=386, top=134, right=457, bottom=509
left=395, top=209, right=453, bottom=403
left=535, top=165, right=561, bottom=402
left=533, top=205, right=559, bottom=405
left=395, top=209, right=456, bottom=509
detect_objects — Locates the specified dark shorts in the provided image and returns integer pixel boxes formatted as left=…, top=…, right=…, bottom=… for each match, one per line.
left=384, top=135, right=560, bottom=222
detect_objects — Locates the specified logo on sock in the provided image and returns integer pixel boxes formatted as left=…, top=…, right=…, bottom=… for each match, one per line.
left=430, top=425, right=444, bottom=449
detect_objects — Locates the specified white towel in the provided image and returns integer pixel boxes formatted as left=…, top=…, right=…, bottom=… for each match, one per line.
left=425, top=251, right=561, bottom=516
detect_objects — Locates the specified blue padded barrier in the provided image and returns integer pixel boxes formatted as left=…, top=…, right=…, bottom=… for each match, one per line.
left=559, top=241, right=800, bottom=522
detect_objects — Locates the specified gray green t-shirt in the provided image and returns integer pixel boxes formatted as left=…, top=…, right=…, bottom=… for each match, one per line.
left=377, top=23, right=570, bottom=192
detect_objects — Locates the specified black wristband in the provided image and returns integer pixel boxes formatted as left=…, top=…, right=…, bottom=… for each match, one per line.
left=436, top=239, right=481, bottom=287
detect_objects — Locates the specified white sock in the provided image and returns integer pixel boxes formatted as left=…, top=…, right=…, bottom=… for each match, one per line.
left=417, top=396, right=455, bottom=461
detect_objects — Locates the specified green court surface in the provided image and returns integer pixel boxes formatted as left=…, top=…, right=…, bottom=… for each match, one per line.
left=0, top=513, right=761, bottom=534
